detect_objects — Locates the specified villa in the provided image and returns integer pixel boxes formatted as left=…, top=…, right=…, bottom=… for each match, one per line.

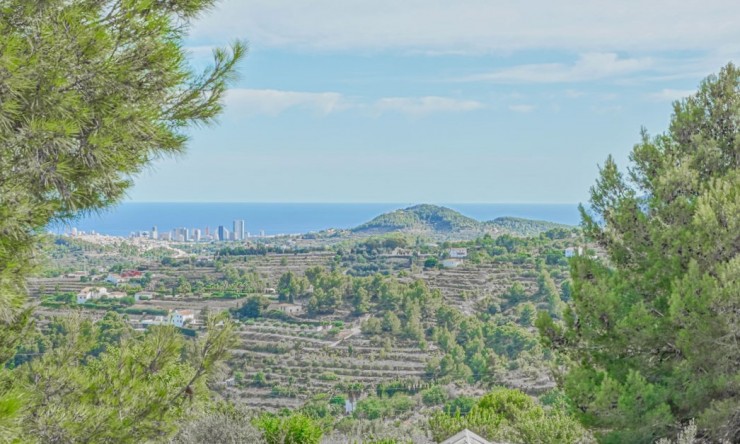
left=76, top=287, right=108, bottom=304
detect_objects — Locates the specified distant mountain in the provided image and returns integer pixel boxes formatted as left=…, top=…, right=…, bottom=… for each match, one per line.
left=352, top=205, right=573, bottom=238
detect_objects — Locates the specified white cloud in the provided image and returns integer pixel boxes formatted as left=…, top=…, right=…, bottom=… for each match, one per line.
left=508, top=104, right=535, bottom=113
left=564, top=89, right=585, bottom=98
left=461, top=53, right=653, bottom=83
left=224, top=90, right=484, bottom=116
left=190, top=0, right=740, bottom=54
left=374, top=96, right=484, bottom=115
left=647, top=89, right=695, bottom=102
left=225, top=89, right=346, bottom=115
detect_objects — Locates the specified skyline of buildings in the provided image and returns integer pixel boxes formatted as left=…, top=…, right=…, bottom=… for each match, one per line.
left=106, top=219, right=255, bottom=242
left=66, top=218, right=276, bottom=242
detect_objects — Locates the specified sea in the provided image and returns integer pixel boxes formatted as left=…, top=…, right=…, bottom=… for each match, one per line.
left=50, top=203, right=581, bottom=237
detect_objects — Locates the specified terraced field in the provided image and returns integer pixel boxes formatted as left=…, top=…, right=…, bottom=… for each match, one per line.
left=236, top=252, right=335, bottom=283
left=417, top=262, right=540, bottom=314
left=29, top=251, right=563, bottom=412
left=221, top=318, right=439, bottom=410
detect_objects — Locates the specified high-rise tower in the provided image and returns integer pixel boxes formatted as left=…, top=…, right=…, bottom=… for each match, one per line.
left=233, top=219, right=246, bottom=241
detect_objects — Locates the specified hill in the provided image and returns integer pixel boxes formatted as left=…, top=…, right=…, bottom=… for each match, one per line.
left=352, top=204, right=573, bottom=238
left=352, top=204, right=480, bottom=234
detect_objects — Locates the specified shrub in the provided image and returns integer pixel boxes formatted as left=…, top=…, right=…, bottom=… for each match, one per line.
left=444, top=396, right=476, bottom=417
left=421, top=386, right=448, bottom=406
left=318, top=372, right=339, bottom=381
left=254, top=413, right=322, bottom=444
left=329, top=395, right=346, bottom=406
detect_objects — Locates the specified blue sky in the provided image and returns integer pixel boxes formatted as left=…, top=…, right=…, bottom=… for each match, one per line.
left=128, top=0, right=740, bottom=203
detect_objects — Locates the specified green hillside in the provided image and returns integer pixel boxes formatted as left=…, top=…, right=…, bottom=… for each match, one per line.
left=352, top=204, right=481, bottom=233
left=352, top=205, right=573, bottom=237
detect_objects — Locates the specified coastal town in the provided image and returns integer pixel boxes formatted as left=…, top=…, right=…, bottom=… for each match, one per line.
left=67, top=218, right=271, bottom=242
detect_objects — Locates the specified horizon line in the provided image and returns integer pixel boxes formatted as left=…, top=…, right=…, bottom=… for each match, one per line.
left=121, top=201, right=582, bottom=205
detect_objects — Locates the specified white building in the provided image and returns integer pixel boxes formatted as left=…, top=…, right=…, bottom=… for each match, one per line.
left=169, top=310, right=195, bottom=328
left=233, top=219, right=246, bottom=241
left=564, top=247, right=583, bottom=258
left=76, top=287, right=108, bottom=304
left=449, top=248, right=468, bottom=258
left=143, top=310, right=196, bottom=328
left=106, top=274, right=127, bottom=285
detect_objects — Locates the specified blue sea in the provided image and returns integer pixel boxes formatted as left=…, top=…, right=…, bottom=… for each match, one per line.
left=51, top=203, right=581, bottom=237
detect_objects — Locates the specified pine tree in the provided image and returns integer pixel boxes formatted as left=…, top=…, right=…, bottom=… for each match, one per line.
left=0, top=1, right=243, bottom=440
left=538, top=64, right=739, bottom=443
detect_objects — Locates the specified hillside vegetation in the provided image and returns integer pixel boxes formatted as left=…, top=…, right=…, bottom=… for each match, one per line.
left=352, top=204, right=572, bottom=238
left=485, top=217, right=572, bottom=237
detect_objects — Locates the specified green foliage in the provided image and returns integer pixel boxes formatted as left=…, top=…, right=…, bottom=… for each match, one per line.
left=354, top=204, right=480, bottom=233
left=381, top=311, right=402, bottom=335
left=517, top=302, right=537, bottom=327
left=236, top=295, right=270, bottom=319
left=121, top=307, right=167, bottom=316
left=0, top=2, right=242, bottom=440
left=429, top=387, right=589, bottom=444
left=4, top=312, right=236, bottom=442
left=486, top=217, right=573, bottom=237
left=375, top=379, right=427, bottom=398
left=353, top=205, right=574, bottom=237
left=329, top=395, right=346, bottom=406
left=353, top=236, right=410, bottom=253
left=421, top=385, right=449, bottom=406
left=252, top=372, right=268, bottom=387
left=361, top=317, right=382, bottom=335
left=0, top=0, right=243, bottom=337
left=541, top=64, right=740, bottom=443
left=444, top=396, right=477, bottom=417
left=503, top=282, right=527, bottom=306
left=354, top=395, right=416, bottom=420
left=277, top=271, right=309, bottom=303
left=254, top=412, right=323, bottom=444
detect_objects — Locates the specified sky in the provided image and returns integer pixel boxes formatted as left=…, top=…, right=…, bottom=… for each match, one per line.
left=127, top=0, right=740, bottom=204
